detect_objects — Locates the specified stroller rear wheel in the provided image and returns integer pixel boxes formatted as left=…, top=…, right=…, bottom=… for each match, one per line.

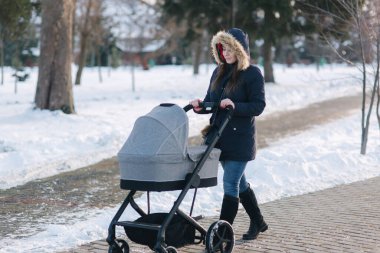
left=154, top=245, right=177, bottom=253
left=205, top=220, right=234, bottom=253
left=165, top=246, right=178, bottom=253
left=108, top=239, right=129, bottom=253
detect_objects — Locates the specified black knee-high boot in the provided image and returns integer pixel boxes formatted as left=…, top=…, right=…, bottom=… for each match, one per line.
left=219, top=195, right=239, bottom=225
left=239, top=187, right=268, bottom=240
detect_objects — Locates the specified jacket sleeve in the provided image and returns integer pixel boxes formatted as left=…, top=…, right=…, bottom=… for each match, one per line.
left=233, top=66, right=266, bottom=117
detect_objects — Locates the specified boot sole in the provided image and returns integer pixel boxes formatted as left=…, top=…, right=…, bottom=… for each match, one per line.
left=242, top=224, right=268, bottom=240
left=260, top=224, right=268, bottom=232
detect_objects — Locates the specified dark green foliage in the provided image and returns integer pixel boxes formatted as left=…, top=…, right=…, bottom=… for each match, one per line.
left=0, top=0, right=35, bottom=69
left=162, top=0, right=300, bottom=50
left=160, top=0, right=230, bottom=41
left=159, top=0, right=358, bottom=54
left=0, top=0, right=33, bottom=40
left=237, top=0, right=295, bottom=42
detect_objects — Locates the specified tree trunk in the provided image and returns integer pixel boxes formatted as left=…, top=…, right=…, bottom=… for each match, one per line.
left=357, top=2, right=379, bottom=155
left=74, top=32, right=89, bottom=85
left=377, top=3, right=380, bottom=132
left=0, top=36, right=3, bottom=85
left=262, top=6, right=275, bottom=83
left=0, top=50, right=3, bottom=86
left=376, top=79, right=380, bottom=131
left=75, top=0, right=92, bottom=85
left=131, top=54, right=135, bottom=92
left=72, top=0, right=77, bottom=56
left=193, top=36, right=202, bottom=75
left=14, top=69, right=18, bottom=94
left=35, top=0, right=75, bottom=114
left=359, top=41, right=378, bottom=155
left=263, top=39, right=275, bottom=83
left=97, top=47, right=102, bottom=83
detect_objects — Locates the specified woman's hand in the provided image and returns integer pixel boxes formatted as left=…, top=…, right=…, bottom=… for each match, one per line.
left=190, top=99, right=203, bottom=112
left=220, top=98, right=235, bottom=109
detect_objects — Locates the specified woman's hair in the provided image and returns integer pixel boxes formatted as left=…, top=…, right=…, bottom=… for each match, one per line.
left=211, top=64, right=240, bottom=94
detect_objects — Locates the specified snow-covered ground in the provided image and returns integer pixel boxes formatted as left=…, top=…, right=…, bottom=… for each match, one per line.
left=0, top=64, right=379, bottom=253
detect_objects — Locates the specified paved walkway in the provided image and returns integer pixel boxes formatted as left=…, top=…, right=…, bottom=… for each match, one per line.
left=62, top=176, right=380, bottom=253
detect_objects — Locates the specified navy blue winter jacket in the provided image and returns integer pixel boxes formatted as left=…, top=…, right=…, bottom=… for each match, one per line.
left=202, top=64, right=266, bottom=161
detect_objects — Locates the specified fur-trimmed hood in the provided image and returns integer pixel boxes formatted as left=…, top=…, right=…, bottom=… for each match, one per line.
left=211, top=28, right=250, bottom=70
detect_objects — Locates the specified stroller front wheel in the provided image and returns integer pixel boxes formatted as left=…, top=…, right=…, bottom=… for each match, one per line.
left=165, top=246, right=178, bottom=253
left=108, top=239, right=129, bottom=253
left=205, top=220, right=235, bottom=253
left=154, top=246, right=177, bottom=253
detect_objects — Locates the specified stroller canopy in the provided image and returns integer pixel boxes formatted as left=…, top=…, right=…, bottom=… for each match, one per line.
left=118, top=103, right=221, bottom=191
left=118, top=104, right=189, bottom=160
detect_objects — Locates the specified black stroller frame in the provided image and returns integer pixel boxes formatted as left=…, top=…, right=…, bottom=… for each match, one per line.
left=107, top=103, right=235, bottom=253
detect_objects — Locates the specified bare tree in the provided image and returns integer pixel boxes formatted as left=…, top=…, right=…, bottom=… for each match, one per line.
left=310, top=0, right=380, bottom=154
left=371, top=0, right=380, bottom=132
left=108, top=0, right=169, bottom=91
left=116, top=0, right=165, bottom=67
left=159, top=0, right=216, bottom=75
left=348, top=0, right=380, bottom=154
left=35, top=0, right=75, bottom=114
left=74, top=0, right=93, bottom=85
left=90, top=0, right=108, bottom=83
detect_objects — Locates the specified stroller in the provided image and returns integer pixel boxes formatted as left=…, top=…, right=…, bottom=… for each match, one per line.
left=107, top=103, right=234, bottom=253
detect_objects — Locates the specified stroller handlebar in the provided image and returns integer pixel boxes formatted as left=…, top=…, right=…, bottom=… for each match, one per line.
left=183, top=102, right=234, bottom=114
left=225, top=104, right=234, bottom=112
left=183, top=104, right=194, bottom=112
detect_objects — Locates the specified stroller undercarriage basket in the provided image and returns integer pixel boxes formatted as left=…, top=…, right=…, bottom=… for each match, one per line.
left=124, top=212, right=196, bottom=250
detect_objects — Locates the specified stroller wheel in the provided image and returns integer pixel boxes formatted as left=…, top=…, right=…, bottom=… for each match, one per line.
left=154, top=245, right=176, bottom=253
left=108, top=239, right=129, bottom=253
left=205, top=220, right=234, bottom=253
left=165, top=246, right=178, bottom=253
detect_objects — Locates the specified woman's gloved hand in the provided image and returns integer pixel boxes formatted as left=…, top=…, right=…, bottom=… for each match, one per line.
left=220, top=98, right=235, bottom=109
left=190, top=99, right=203, bottom=112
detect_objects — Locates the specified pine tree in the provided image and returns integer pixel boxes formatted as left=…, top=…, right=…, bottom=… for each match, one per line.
left=0, top=0, right=33, bottom=84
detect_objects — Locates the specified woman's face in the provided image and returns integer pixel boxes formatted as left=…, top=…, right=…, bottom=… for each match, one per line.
left=223, top=45, right=237, bottom=64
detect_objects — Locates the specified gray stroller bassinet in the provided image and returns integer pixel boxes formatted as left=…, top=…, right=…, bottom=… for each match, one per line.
left=117, top=103, right=221, bottom=191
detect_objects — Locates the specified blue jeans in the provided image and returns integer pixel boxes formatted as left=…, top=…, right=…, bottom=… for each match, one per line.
left=220, top=160, right=250, bottom=198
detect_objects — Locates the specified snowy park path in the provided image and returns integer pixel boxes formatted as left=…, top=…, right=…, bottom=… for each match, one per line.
left=0, top=93, right=362, bottom=241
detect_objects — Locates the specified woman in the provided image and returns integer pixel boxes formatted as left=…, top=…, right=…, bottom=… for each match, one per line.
left=190, top=28, right=267, bottom=240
